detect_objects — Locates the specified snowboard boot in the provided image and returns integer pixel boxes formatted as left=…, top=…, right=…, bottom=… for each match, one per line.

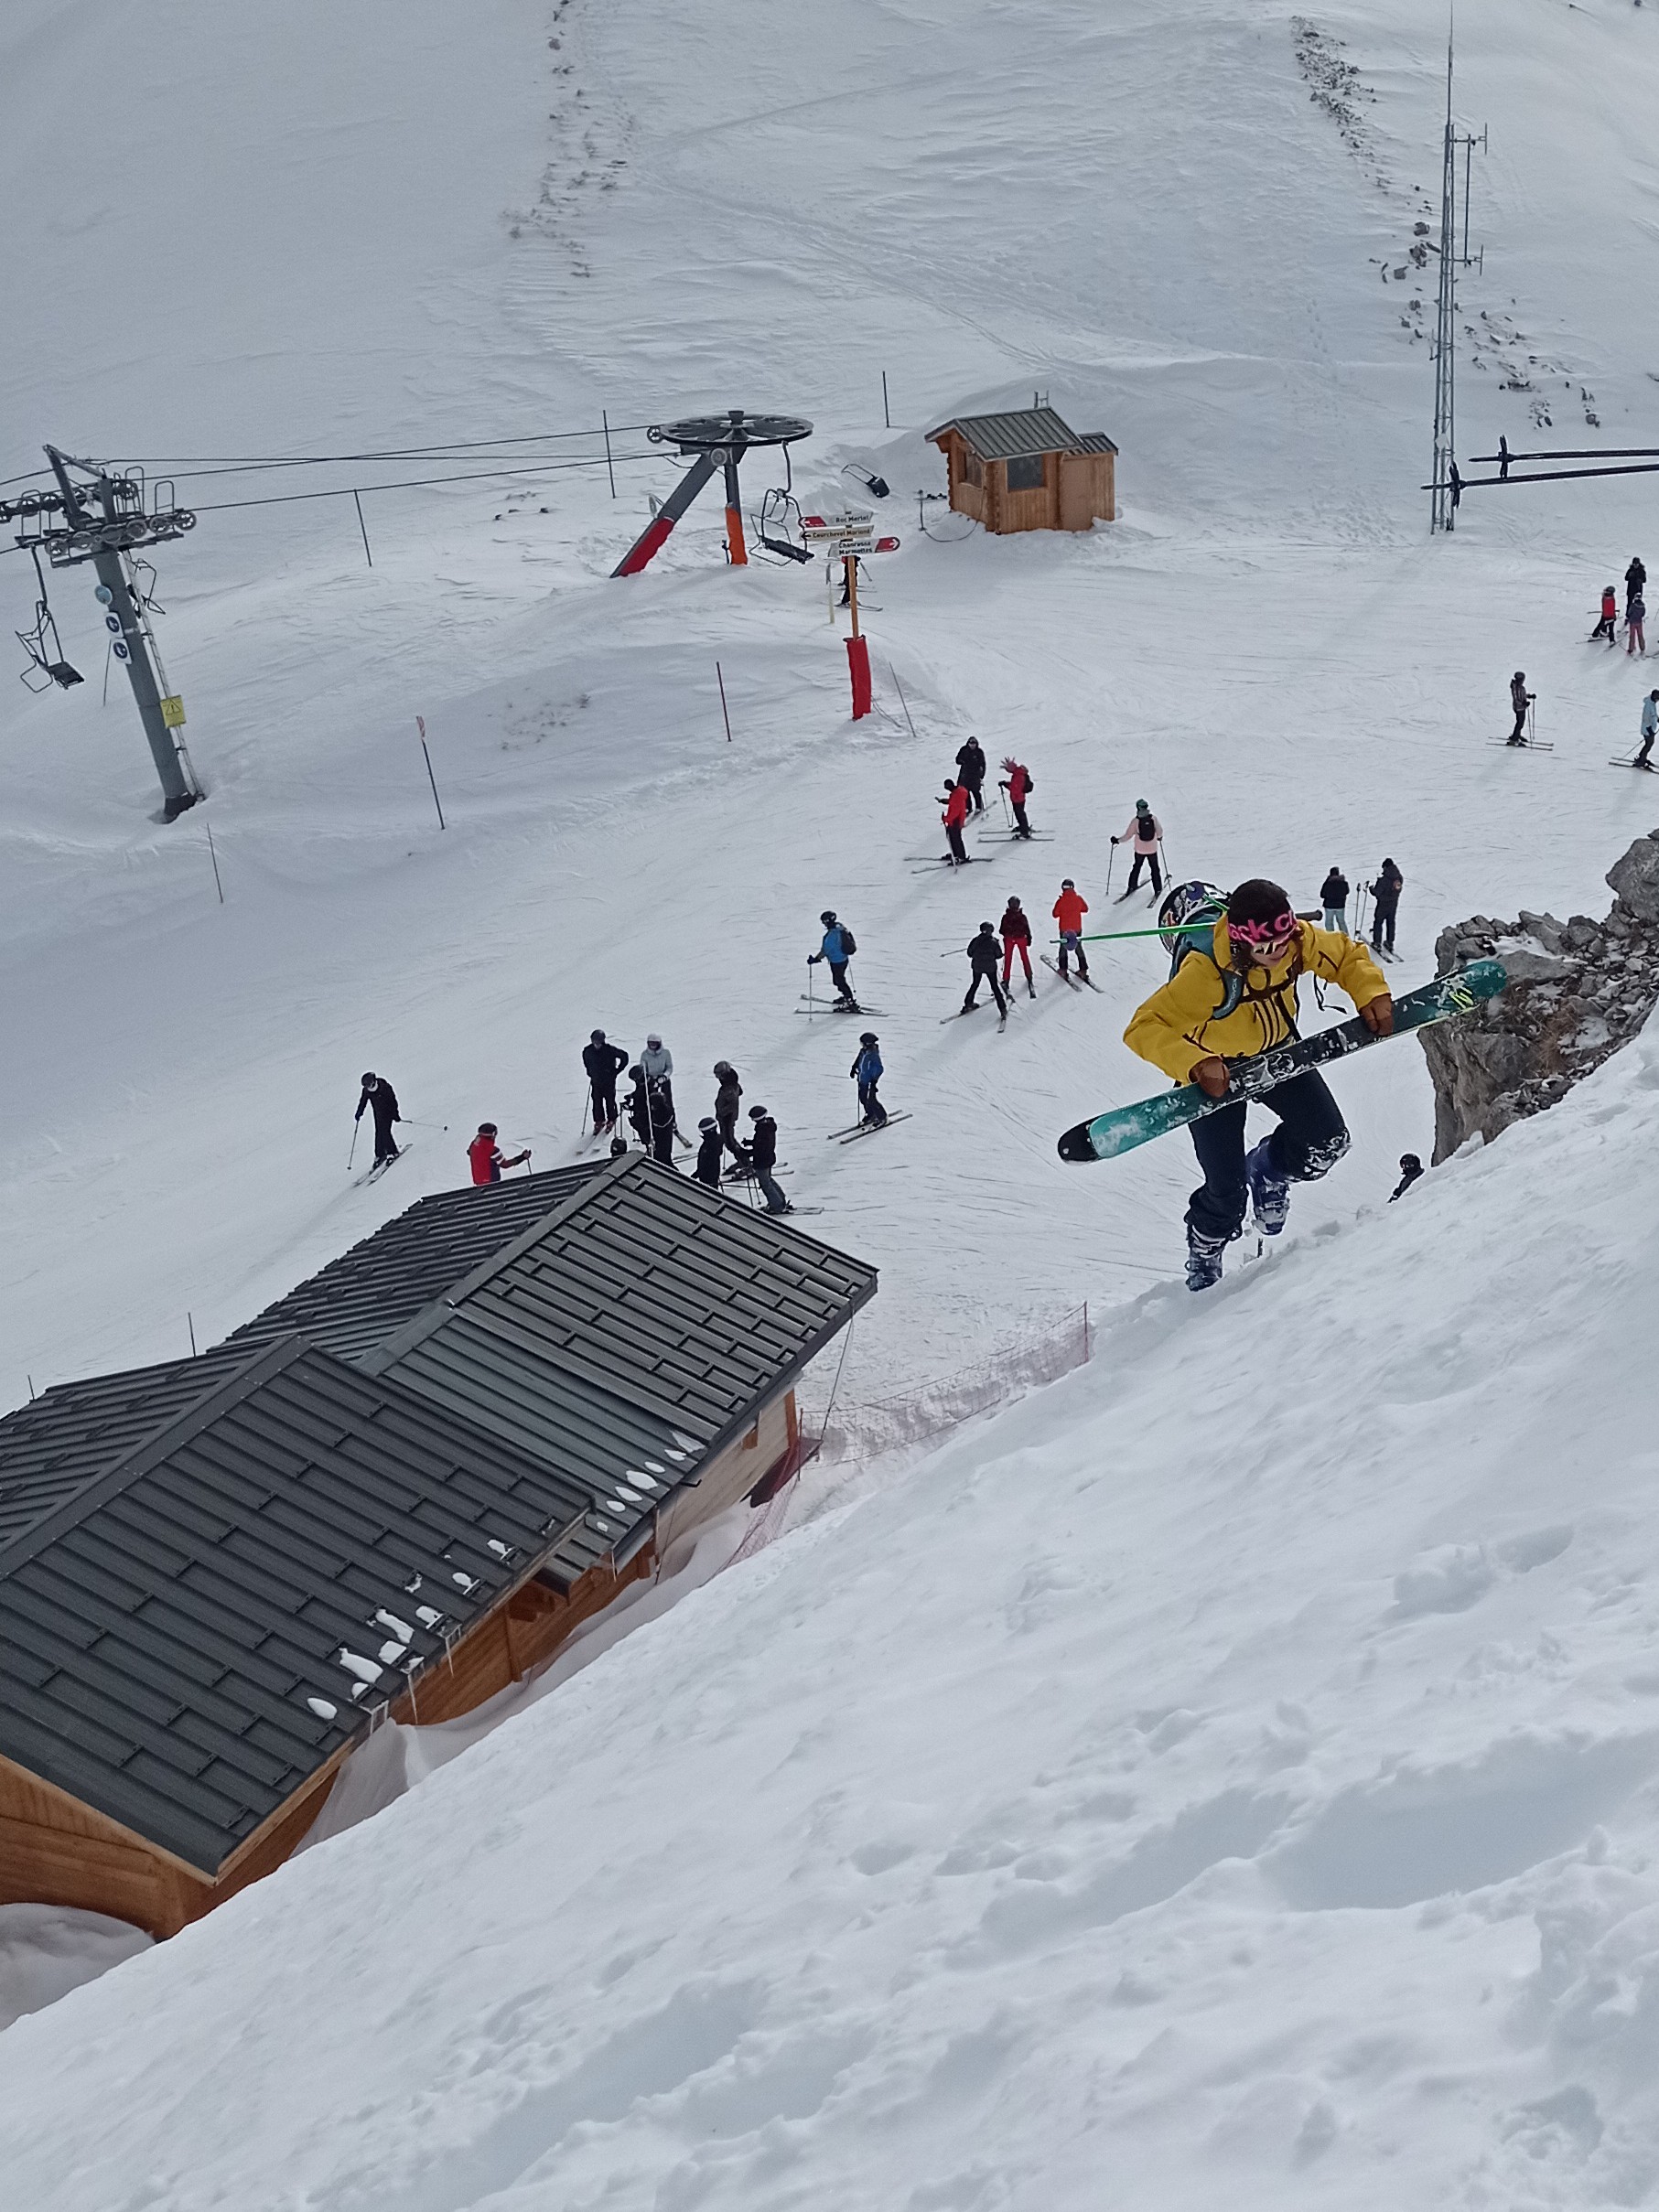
left=1185, top=1226, right=1228, bottom=1293
left=1245, top=1136, right=1291, bottom=1236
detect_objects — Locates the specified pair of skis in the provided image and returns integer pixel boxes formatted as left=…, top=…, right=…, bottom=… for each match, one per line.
left=1056, top=960, right=1507, bottom=1162
left=1040, top=954, right=1102, bottom=993
left=824, top=1113, right=912, bottom=1144
left=353, top=1144, right=410, bottom=1187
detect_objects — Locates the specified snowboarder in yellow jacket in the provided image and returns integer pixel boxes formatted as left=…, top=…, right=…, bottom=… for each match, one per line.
left=1125, top=878, right=1392, bottom=1290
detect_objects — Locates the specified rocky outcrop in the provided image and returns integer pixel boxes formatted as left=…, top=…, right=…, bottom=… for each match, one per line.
left=1422, top=831, right=1659, bottom=1161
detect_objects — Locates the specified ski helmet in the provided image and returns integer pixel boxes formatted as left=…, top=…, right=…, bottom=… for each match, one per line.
left=1514, top=670, right=1524, bottom=682
left=646, top=1033, right=663, bottom=1047
left=590, top=1029, right=606, bottom=1044
left=1135, top=798, right=1148, bottom=811
left=1157, top=880, right=1227, bottom=970
left=478, top=1122, right=497, bottom=1135
left=361, top=1071, right=376, bottom=1086
left=698, top=1117, right=716, bottom=1132
left=1061, top=876, right=1075, bottom=889
left=979, top=920, right=994, bottom=932
left=821, top=909, right=836, bottom=925
left=859, top=1030, right=878, bottom=1045
left=749, top=1104, right=767, bottom=1120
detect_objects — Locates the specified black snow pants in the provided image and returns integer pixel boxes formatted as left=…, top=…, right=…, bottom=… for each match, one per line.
left=1370, top=902, right=1397, bottom=952
left=964, top=961, right=1007, bottom=1015
left=946, top=822, right=968, bottom=864
left=1126, top=849, right=1163, bottom=894
left=1186, top=1068, right=1350, bottom=1243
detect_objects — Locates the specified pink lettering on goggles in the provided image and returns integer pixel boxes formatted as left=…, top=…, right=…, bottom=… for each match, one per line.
left=1227, top=911, right=1297, bottom=961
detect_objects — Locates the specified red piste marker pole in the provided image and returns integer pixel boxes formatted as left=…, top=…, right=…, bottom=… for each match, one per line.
left=845, top=555, right=871, bottom=720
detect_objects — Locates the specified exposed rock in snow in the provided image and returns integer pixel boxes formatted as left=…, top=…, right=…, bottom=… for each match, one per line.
left=1423, top=832, right=1659, bottom=1159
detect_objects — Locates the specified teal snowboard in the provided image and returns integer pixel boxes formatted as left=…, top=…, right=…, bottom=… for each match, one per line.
left=1056, top=960, right=1507, bottom=1163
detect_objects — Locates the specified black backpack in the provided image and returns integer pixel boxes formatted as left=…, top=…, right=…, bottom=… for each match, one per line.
left=840, top=926, right=856, bottom=957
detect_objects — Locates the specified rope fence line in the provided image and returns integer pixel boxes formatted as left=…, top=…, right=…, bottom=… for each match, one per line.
left=804, top=1304, right=1094, bottom=1466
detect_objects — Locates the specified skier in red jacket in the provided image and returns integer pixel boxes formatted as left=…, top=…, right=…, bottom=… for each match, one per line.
left=1052, top=879, right=1091, bottom=979
left=469, top=1123, right=531, bottom=1186
left=941, top=778, right=971, bottom=865
left=999, top=757, right=1035, bottom=839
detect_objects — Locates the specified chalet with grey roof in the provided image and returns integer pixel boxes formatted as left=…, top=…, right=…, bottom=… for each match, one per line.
left=0, top=1154, right=876, bottom=1937
left=927, top=404, right=1117, bottom=535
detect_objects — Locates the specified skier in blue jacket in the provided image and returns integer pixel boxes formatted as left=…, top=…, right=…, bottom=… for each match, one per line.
left=851, top=1033, right=887, bottom=1127
left=809, top=911, right=859, bottom=1008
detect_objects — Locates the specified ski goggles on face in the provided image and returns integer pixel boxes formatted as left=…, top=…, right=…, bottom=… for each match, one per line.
left=1227, top=912, right=1297, bottom=961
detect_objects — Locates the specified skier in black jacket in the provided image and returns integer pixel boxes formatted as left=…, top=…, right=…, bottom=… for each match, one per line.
left=962, top=922, right=1008, bottom=1016
left=1370, top=859, right=1404, bottom=952
left=954, top=736, right=988, bottom=813
left=1627, top=555, right=1647, bottom=616
left=355, top=1073, right=402, bottom=1164
left=582, top=1030, right=629, bottom=1131
left=693, top=1118, right=724, bottom=1189
left=1508, top=671, right=1534, bottom=745
left=746, top=1106, right=792, bottom=1214
left=1390, top=1153, right=1424, bottom=1200
left=1319, top=868, right=1350, bottom=933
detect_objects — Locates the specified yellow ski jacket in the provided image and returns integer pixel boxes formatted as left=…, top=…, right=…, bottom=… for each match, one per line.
left=1123, top=919, right=1390, bottom=1085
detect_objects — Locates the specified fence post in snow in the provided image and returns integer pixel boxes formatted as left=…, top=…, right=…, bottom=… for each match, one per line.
left=204, top=819, right=224, bottom=903
left=882, top=370, right=890, bottom=429
left=416, top=715, right=447, bottom=827
left=716, top=661, right=733, bottom=743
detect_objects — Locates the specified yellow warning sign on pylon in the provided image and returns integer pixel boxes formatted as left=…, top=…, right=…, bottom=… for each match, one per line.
left=160, top=694, right=187, bottom=728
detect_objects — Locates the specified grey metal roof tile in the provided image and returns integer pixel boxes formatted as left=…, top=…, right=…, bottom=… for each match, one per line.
left=924, top=405, right=1118, bottom=461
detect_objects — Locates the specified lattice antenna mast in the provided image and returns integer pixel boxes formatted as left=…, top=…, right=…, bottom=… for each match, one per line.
left=1430, top=27, right=1459, bottom=532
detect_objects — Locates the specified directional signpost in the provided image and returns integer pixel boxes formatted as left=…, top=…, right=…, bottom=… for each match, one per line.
left=801, top=511, right=900, bottom=720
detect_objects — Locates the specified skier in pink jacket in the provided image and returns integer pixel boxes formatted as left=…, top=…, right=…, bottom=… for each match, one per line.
left=1112, top=800, right=1164, bottom=895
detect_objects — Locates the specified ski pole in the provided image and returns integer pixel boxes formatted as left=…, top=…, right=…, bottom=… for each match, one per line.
left=807, top=957, right=814, bottom=1018
left=1104, top=842, right=1115, bottom=898
left=1074, top=919, right=1212, bottom=945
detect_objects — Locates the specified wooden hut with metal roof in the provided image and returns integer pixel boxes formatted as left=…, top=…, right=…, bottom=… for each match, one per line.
left=0, top=1154, right=876, bottom=1938
left=926, top=404, right=1117, bottom=535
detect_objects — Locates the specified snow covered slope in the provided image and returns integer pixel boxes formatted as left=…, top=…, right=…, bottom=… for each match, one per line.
left=5, top=1004, right=1659, bottom=2210
left=5, top=0, right=1659, bottom=1412
left=5, top=0, right=1659, bottom=2197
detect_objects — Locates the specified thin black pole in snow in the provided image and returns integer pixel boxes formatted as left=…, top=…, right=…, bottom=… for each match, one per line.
left=716, top=660, right=733, bottom=743
left=882, top=370, right=891, bottom=429
left=205, top=818, right=225, bottom=903
left=352, top=489, right=374, bottom=568
left=102, top=641, right=112, bottom=707
left=188, top=1312, right=198, bottom=1357
left=602, top=410, right=617, bottom=499
left=889, top=665, right=918, bottom=740
left=416, top=714, right=446, bottom=827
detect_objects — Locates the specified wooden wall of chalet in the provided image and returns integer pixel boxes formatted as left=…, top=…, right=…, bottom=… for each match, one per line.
left=935, top=431, right=1115, bottom=535
left=0, top=1390, right=802, bottom=1940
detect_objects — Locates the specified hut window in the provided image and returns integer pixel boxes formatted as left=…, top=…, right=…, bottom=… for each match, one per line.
left=962, top=449, right=984, bottom=488
left=1006, top=454, right=1045, bottom=491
